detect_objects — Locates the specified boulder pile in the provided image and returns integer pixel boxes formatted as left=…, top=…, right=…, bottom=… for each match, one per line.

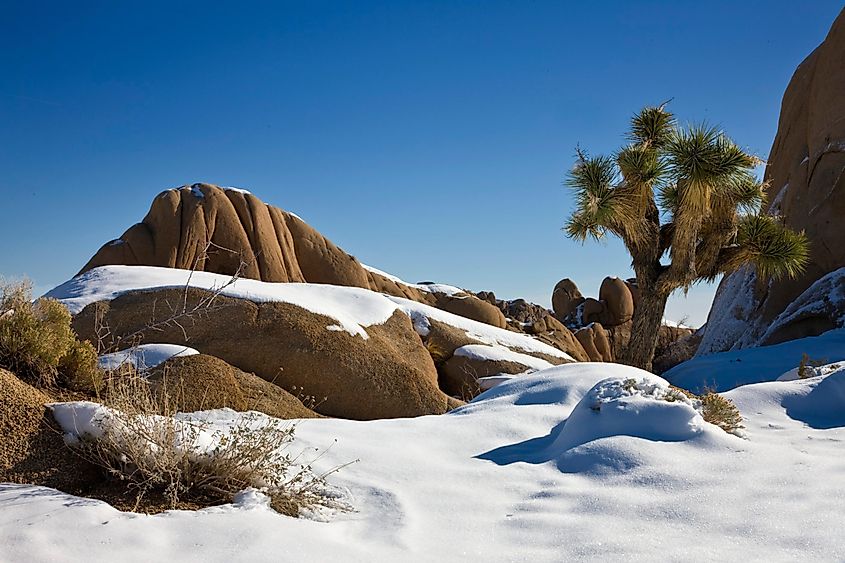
left=550, top=276, right=694, bottom=365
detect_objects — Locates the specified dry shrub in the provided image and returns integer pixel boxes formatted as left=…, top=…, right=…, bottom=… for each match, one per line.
left=0, top=280, right=99, bottom=388
left=666, top=384, right=743, bottom=434
left=73, top=370, right=351, bottom=516
left=699, top=392, right=743, bottom=433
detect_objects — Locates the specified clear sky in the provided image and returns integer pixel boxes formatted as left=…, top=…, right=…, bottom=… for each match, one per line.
left=2, top=1, right=842, bottom=326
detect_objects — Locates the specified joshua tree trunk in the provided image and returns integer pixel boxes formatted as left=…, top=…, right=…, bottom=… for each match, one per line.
left=620, top=288, right=669, bottom=371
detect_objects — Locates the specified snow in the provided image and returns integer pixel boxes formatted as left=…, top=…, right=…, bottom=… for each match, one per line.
left=767, top=182, right=788, bottom=213
left=45, top=265, right=400, bottom=340
left=46, top=265, right=569, bottom=360
left=4, top=361, right=845, bottom=561
left=360, top=262, right=405, bottom=284
left=661, top=318, right=692, bottom=329
left=695, top=264, right=762, bottom=355
left=777, top=359, right=843, bottom=381
left=387, top=295, right=573, bottom=360
left=454, top=344, right=554, bottom=371
left=97, top=344, right=199, bottom=373
left=757, top=267, right=845, bottom=344
left=221, top=186, right=252, bottom=195
left=359, top=263, right=466, bottom=296
left=665, top=328, right=845, bottom=393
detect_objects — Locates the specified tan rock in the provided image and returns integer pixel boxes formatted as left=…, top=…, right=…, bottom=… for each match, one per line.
left=581, top=298, right=606, bottom=325
left=701, top=8, right=845, bottom=351
left=574, top=323, right=613, bottom=362
left=72, top=288, right=450, bottom=420
left=598, top=277, right=635, bottom=326
left=0, top=369, right=98, bottom=490
left=147, top=354, right=320, bottom=419
left=435, top=294, right=508, bottom=329
left=530, top=315, right=591, bottom=362
left=552, top=278, right=584, bottom=321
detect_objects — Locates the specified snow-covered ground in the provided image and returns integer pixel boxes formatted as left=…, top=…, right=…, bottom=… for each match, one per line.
left=2, top=362, right=844, bottom=562
left=665, top=328, right=845, bottom=393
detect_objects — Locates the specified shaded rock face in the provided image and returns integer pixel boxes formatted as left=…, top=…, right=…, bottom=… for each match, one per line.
left=552, top=279, right=584, bottom=321
left=147, top=354, right=320, bottom=419
left=0, top=369, right=99, bottom=491
left=71, top=288, right=450, bottom=420
left=699, top=9, right=845, bottom=354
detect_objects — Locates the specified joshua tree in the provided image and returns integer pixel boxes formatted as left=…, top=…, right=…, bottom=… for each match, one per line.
left=564, top=104, right=809, bottom=370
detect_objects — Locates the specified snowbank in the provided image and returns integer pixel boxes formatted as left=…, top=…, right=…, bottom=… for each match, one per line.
left=4, top=361, right=845, bottom=560
left=665, top=328, right=845, bottom=393
left=46, top=265, right=398, bottom=340
left=97, top=344, right=199, bottom=373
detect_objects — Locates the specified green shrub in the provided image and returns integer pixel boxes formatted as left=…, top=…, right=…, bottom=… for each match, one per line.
left=699, top=392, right=743, bottom=433
left=59, top=339, right=102, bottom=392
left=0, top=280, right=100, bottom=388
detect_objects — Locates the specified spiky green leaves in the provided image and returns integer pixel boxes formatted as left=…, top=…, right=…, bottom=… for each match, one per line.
left=617, top=144, right=667, bottom=188
left=736, top=215, right=809, bottom=279
left=665, top=125, right=757, bottom=194
left=565, top=154, right=631, bottom=241
left=628, top=105, right=675, bottom=148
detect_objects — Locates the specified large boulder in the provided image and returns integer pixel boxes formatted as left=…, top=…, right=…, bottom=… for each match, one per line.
left=441, top=344, right=559, bottom=400
left=72, top=287, right=450, bottom=420
left=698, top=8, right=845, bottom=354
left=552, top=278, right=584, bottom=321
left=529, top=315, right=591, bottom=362
left=598, top=277, right=635, bottom=326
left=0, top=369, right=98, bottom=491
left=80, top=184, right=579, bottom=351
left=574, top=323, right=613, bottom=362
left=147, top=354, right=320, bottom=419
left=434, top=294, right=508, bottom=329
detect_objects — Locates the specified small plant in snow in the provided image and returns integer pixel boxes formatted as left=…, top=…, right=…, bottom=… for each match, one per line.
left=698, top=392, right=743, bottom=434
left=607, top=378, right=743, bottom=435
left=797, top=353, right=829, bottom=379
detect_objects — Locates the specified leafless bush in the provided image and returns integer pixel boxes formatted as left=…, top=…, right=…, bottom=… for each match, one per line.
left=72, top=369, right=352, bottom=515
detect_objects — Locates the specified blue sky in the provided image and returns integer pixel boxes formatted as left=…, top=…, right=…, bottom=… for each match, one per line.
left=1, top=1, right=841, bottom=325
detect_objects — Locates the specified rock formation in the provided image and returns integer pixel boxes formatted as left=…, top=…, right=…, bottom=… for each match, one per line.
left=552, top=276, right=694, bottom=362
left=82, top=183, right=533, bottom=334
left=147, top=354, right=320, bottom=419
left=72, top=287, right=452, bottom=420
left=698, top=8, right=845, bottom=354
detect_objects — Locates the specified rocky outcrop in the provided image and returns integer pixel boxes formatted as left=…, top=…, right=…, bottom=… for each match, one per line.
left=574, top=323, right=613, bottom=362
left=72, top=287, right=451, bottom=420
left=698, top=8, right=845, bottom=354
left=440, top=344, right=560, bottom=400
left=553, top=277, right=694, bottom=362
left=81, top=184, right=565, bottom=342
